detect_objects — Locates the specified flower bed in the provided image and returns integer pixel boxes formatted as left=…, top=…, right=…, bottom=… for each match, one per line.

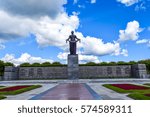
left=0, top=85, right=30, bottom=92
left=0, top=85, right=42, bottom=95
left=103, top=84, right=150, bottom=100
left=111, top=84, right=149, bottom=90
left=0, top=86, right=31, bottom=92
left=145, top=94, right=150, bottom=97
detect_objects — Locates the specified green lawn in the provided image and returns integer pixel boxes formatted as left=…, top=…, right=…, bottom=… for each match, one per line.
left=144, top=84, right=150, bottom=86
left=103, top=84, right=150, bottom=93
left=0, top=85, right=42, bottom=95
left=0, top=95, right=6, bottom=100
left=128, top=93, right=150, bottom=100
left=103, top=84, right=150, bottom=100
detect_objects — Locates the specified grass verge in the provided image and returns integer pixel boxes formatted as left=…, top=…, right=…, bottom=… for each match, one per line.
left=128, top=93, right=150, bottom=100
left=0, top=85, right=42, bottom=95
left=103, top=84, right=150, bottom=93
left=0, top=95, right=6, bottom=100
left=144, top=84, right=150, bottom=86
left=103, top=84, right=150, bottom=100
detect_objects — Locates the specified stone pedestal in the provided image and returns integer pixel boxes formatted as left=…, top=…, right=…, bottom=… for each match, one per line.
left=131, top=64, right=147, bottom=78
left=67, top=54, right=79, bottom=79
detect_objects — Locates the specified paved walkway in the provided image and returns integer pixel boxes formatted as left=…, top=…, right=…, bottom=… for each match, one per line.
left=1, top=79, right=150, bottom=100
left=30, top=83, right=101, bottom=100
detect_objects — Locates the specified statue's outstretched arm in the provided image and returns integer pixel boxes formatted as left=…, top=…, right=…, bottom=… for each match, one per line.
left=66, top=38, right=70, bottom=43
left=76, top=37, right=81, bottom=43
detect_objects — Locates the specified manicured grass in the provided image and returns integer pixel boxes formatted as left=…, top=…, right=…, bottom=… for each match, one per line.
left=103, top=84, right=150, bottom=100
left=103, top=84, right=150, bottom=93
left=0, top=85, right=42, bottom=95
left=144, top=84, right=150, bottom=86
left=0, top=86, right=5, bottom=88
left=0, top=95, right=6, bottom=100
left=128, top=93, right=150, bottom=100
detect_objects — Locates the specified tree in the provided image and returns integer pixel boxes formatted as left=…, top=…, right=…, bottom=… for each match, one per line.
left=20, top=63, right=31, bottom=67
left=117, top=61, right=128, bottom=65
left=52, top=62, right=62, bottom=65
left=128, top=61, right=137, bottom=65
left=31, top=63, right=41, bottom=67
left=4, top=62, right=14, bottom=66
left=41, top=62, right=51, bottom=66
left=100, top=62, right=108, bottom=66
left=108, top=62, right=117, bottom=66
left=0, top=60, right=4, bottom=66
left=85, top=62, right=96, bottom=66
left=0, top=60, right=4, bottom=76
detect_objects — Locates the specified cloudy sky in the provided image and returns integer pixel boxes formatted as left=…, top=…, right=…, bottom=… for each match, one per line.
left=0, top=0, right=150, bottom=65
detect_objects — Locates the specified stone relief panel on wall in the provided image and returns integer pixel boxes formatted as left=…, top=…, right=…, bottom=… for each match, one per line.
left=125, top=67, right=130, bottom=74
left=107, top=67, right=113, bottom=75
left=28, top=68, right=34, bottom=77
left=20, top=69, right=26, bottom=77
left=116, top=67, right=122, bottom=75
left=37, top=68, right=43, bottom=78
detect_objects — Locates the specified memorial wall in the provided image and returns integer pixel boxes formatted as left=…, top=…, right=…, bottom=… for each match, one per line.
left=3, top=64, right=147, bottom=80
left=18, top=66, right=131, bottom=79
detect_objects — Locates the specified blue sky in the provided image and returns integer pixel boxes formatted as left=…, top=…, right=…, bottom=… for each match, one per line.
left=0, top=0, right=150, bottom=65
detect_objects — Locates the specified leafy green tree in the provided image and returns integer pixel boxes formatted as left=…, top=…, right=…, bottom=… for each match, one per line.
left=4, top=62, right=14, bottom=66
left=108, top=62, right=117, bottom=66
left=99, top=62, right=108, bottom=66
left=41, top=62, right=51, bottom=66
left=85, top=62, right=97, bottom=66
left=117, top=61, right=128, bottom=65
left=0, top=60, right=4, bottom=66
left=20, top=63, right=31, bottom=67
left=128, top=61, right=137, bottom=65
left=0, top=60, right=4, bottom=76
left=52, top=62, right=62, bottom=65
left=31, top=63, right=41, bottom=67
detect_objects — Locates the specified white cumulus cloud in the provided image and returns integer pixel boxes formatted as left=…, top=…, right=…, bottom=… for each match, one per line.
left=0, top=10, right=79, bottom=49
left=57, top=52, right=101, bottom=63
left=120, top=49, right=128, bottom=56
left=118, top=20, right=143, bottom=42
left=136, top=39, right=150, bottom=47
left=0, top=0, right=67, bottom=18
left=117, top=0, right=140, bottom=6
left=91, top=0, right=96, bottom=4
left=136, top=39, right=149, bottom=44
left=73, top=0, right=78, bottom=4
left=0, top=0, right=129, bottom=63
left=0, top=43, right=5, bottom=50
left=1, top=53, right=53, bottom=66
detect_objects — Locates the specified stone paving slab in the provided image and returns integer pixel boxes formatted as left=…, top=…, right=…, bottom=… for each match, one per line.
left=88, top=83, right=133, bottom=100
left=0, top=79, right=150, bottom=84
left=1, top=79, right=150, bottom=100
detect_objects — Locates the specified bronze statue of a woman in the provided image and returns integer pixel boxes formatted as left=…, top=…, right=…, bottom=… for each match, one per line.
left=66, top=31, right=81, bottom=55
